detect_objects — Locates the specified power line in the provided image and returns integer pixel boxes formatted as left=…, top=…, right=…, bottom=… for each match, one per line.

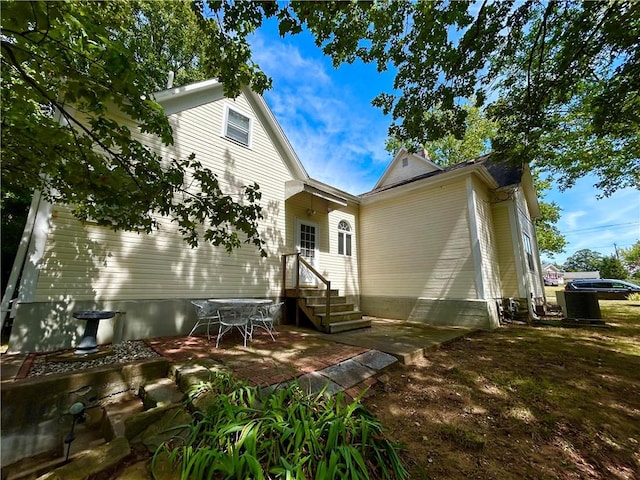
left=562, top=221, right=640, bottom=234
left=561, top=243, right=636, bottom=253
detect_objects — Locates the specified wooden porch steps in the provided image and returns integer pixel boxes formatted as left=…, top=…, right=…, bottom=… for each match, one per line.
left=287, top=287, right=370, bottom=334
left=325, top=318, right=372, bottom=333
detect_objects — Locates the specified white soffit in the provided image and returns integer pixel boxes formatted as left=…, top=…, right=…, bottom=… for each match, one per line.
left=285, top=180, right=348, bottom=208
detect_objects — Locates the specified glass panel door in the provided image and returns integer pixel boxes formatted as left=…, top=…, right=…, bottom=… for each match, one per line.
left=296, top=219, right=318, bottom=285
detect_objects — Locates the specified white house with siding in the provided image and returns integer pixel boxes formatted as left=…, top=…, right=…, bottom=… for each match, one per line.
left=5, top=79, right=545, bottom=353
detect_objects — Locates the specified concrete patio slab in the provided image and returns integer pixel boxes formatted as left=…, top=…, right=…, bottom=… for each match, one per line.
left=312, top=317, right=474, bottom=364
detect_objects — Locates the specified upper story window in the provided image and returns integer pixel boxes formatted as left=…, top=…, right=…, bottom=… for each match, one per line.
left=338, top=220, right=352, bottom=256
left=523, top=234, right=535, bottom=271
left=224, top=107, right=251, bottom=146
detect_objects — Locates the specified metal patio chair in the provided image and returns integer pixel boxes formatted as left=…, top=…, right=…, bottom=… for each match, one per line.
left=215, top=304, right=254, bottom=348
left=249, top=302, right=283, bottom=341
left=189, top=300, right=221, bottom=340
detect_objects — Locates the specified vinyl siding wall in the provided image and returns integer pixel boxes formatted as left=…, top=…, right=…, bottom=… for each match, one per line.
left=326, top=206, right=360, bottom=299
left=284, top=196, right=360, bottom=298
left=359, top=179, right=476, bottom=299
left=516, top=190, right=544, bottom=300
left=32, top=94, right=292, bottom=302
left=471, top=177, right=502, bottom=300
left=380, top=155, right=439, bottom=187
left=492, top=202, right=520, bottom=298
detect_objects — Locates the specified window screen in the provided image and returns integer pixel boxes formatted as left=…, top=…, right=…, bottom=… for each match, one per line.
left=225, top=109, right=250, bottom=145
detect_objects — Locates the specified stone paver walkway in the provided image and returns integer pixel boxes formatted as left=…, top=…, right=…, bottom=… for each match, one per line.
left=145, top=327, right=397, bottom=398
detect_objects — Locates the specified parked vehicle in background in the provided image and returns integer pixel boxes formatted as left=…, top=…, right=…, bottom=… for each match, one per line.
left=564, top=279, right=640, bottom=300
left=544, top=277, right=559, bottom=286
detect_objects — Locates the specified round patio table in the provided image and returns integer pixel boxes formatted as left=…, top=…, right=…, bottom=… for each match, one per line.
left=73, top=311, right=117, bottom=355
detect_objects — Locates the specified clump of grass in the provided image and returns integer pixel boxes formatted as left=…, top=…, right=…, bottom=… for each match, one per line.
left=153, top=371, right=408, bottom=479
left=626, top=292, right=640, bottom=302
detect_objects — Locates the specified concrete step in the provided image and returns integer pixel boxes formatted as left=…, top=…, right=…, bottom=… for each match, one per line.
left=102, top=393, right=144, bottom=441
left=138, top=378, right=184, bottom=410
left=169, top=360, right=231, bottom=394
left=36, top=437, right=130, bottom=480
left=327, top=318, right=372, bottom=333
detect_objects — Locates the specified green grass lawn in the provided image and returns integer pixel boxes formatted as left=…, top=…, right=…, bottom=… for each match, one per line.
left=365, top=295, right=640, bottom=479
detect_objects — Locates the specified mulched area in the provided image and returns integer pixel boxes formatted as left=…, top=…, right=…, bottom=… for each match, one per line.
left=145, top=328, right=369, bottom=387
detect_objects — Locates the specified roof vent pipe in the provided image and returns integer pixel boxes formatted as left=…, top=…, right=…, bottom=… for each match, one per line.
left=166, top=71, right=175, bottom=89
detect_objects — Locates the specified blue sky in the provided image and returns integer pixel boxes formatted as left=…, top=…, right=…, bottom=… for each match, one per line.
left=249, top=21, right=640, bottom=267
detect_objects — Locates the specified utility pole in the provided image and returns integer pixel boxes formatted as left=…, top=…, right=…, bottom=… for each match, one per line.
left=614, top=243, right=620, bottom=259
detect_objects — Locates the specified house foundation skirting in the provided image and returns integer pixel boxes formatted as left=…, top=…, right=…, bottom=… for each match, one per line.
left=8, top=298, right=252, bottom=354
left=360, top=296, right=501, bottom=330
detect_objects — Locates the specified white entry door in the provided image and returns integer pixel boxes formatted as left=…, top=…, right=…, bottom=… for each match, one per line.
left=296, top=219, right=319, bottom=286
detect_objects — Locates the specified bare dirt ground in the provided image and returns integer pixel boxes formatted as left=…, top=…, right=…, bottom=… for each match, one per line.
left=363, top=298, right=640, bottom=479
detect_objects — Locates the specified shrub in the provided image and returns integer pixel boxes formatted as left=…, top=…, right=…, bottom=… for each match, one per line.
left=153, top=371, right=408, bottom=480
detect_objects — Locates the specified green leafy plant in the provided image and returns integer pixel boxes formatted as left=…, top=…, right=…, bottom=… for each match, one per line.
left=153, top=371, right=408, bottom=479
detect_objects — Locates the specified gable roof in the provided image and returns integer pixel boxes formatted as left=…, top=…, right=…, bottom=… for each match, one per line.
left=542, top=263, right=564, bottom=273
left=374, top=148, right=443, bottom=189
left=362, top=154, right=541, bottom=217
left=152, top=79, right=309, bottom=181
left=151, top=79, right=364, bottom=206
left=363, top=154, right=494, bottom=197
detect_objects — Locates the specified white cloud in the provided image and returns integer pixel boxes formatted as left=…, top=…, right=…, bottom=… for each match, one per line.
left=252, top=36, right=331, bottom=86
left=561, top=210, right=587, bottom=231
left=250, top=29, right=393, bottom=194
left=549, top=180, right=640, bottom=263
left=250, top=23, right=640, bottom=262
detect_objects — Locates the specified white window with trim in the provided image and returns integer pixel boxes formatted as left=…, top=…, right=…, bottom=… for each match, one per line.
left=337, top=220, right=352, bottom=256
left=523, top=233, right=535, bottom=271
left=223, top=106, right=251, bottom=147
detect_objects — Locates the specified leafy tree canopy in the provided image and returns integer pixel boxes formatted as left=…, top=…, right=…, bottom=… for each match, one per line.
left=195, top=0, right=639, bottom=196
left=563, top=249, right=604, bottom=272
left=2, top=0, right=638, bottom=257
left=620, top=241, right=640, bottom=280
left=386, top=103, right=497, bottom=168
left=121, top=0, right=209, bottom=91
left=1, top=0, right=265, bottom=254
left=598, top=255, right=628, bottom=280
left=531, top=173, right=567, bottom=255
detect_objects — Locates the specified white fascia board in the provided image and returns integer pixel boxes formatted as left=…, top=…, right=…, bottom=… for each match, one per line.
left=285, top=180, right=350, bottom=208
left=243, top=88, right=309, bottom=181
left=153, top=79, right=226, bottom=116
left=305, top=178, right=361, bottom=204
left=521, top=164, right=541, bottom=218
left=361, top=163, right=496, bottom=206
left=373, top=148, right=444, bottom=190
